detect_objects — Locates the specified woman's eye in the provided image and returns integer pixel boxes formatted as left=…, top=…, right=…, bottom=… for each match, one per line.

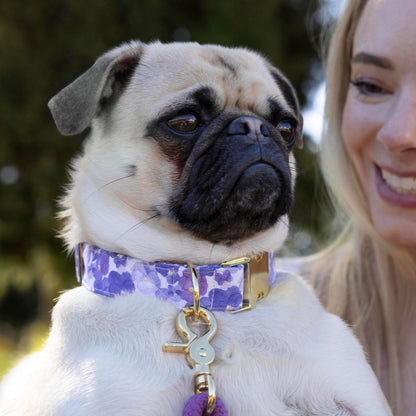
left=167, top=114, right=199, bottom=133
left=350, top=79, right=386, bottom=96
left=277, top=120, right=296, bottom=146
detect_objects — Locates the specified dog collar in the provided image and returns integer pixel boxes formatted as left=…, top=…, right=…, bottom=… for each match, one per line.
left=75, top=242, right=277, bottom=312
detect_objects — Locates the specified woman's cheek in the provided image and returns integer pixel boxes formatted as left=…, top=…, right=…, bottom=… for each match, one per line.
left=341, top=93, right=368, bottom=152
left=341, top=93, right=374, bottom=195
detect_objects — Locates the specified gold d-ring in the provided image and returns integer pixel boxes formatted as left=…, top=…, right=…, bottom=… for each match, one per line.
left=187, top=262, right=200, bottom=322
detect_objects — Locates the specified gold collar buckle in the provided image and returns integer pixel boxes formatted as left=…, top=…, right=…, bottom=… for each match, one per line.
left=221, top=252, right=270, bottom=313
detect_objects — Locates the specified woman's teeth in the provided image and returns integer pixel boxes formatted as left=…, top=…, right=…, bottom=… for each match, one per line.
left=381, top=169, right=416, bottom=194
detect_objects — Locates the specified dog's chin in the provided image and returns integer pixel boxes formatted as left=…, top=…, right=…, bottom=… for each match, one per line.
left=171, top=162, right=293, bottom=244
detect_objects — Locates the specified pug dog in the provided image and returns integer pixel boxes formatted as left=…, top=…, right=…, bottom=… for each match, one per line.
left=0, top=41, right=391, bottom=416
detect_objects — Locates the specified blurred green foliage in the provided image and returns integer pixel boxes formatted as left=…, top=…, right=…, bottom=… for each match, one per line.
left=0, top=0, right=331, bottom=377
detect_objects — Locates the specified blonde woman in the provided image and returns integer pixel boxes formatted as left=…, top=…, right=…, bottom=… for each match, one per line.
left=287, top=0, right=416, bottom=414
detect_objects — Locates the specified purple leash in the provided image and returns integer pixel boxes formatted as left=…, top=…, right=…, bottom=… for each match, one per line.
left=183, top=393, right=227, bottom=416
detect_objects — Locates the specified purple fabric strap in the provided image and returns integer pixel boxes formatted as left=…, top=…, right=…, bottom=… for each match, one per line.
left=183, top=393, right=227, bottom=416
left=75, top=242, right=277, bottom=312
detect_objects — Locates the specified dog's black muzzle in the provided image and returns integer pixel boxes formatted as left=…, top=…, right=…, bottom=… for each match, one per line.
left=170, top=115, right=294, bottom=243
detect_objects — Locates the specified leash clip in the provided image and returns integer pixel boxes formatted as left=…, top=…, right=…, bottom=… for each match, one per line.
left=163, top=306, right=218, bottom=414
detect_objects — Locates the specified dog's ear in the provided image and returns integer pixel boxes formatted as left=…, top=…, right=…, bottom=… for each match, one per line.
left=267, top=65, right=303, bottom=149
left=48, top=41, right=144, bottom=136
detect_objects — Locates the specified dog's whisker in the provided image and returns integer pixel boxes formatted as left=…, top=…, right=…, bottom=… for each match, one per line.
left=209, top=243, right=217, bottom=264
left=118, top=199, right=165, bottom=215
left=84, top=173, right=136, bottom=203
left=98, top=174, right=136, bottom=191
left=113, top=213, right=161, bottom=243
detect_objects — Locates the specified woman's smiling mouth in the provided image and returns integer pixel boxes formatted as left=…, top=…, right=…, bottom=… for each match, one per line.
left=380, top=167, right=416, bottom=194
left=375, top=164, right=416, bottom=208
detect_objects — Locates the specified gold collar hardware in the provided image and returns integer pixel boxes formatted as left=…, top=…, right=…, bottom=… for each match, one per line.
left=163, top=262, right=218, bottom=413
left=221, top=252, right=270, bottom=314
left=163, top=305, right=218, bottom=414
left=162, top=254, right=269, bottom=414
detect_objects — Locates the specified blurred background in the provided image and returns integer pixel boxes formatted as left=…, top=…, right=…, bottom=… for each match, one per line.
left=0, top=0, right=342, bottom=378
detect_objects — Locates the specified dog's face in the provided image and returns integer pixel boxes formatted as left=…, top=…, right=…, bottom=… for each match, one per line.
left=50, top=41, right=302, bottom=263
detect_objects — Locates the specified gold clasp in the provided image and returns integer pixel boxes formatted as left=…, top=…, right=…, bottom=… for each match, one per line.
left=164, top=263, right=218, bottom=414
left=163, top=306, right=218, bottom=414
left=162, top=253, right=269, bottom=414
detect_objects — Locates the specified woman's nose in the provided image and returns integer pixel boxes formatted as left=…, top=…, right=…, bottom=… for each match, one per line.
left=377, top=90, right=416, bottom=153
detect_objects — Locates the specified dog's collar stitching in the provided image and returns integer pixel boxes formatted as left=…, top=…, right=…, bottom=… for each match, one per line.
left=75, top=242, right=277, bottom=312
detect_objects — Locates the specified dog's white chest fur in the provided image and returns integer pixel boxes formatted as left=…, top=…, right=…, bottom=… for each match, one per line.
left=0, top=273, right=389, bottom=416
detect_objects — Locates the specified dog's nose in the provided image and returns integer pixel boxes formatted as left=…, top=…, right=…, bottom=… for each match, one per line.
left=227, top=116, right=270, bottom=138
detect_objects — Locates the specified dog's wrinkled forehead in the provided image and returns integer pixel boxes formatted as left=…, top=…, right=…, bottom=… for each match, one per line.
left=134, top=43, right=289, bottom=115
left=48, top=41, right=301, bottom=143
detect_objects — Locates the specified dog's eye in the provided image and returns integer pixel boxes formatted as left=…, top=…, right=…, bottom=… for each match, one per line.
left=167, top=114, right=199, bottom=133
left=277, top=120, right=296, bottom=146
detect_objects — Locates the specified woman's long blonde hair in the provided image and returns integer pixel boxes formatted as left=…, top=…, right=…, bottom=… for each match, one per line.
left=305, top=0, right=416, bottom=413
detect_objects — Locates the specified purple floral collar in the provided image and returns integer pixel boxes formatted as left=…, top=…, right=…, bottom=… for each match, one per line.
left=75, top=242, right=277, bottom=312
